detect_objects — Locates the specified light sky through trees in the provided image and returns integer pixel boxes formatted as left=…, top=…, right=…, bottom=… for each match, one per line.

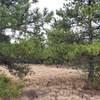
left=30, top=0, right=65, bottom=11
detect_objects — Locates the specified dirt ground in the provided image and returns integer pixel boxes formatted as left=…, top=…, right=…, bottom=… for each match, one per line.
left=0, top=64, right=100, bottom=100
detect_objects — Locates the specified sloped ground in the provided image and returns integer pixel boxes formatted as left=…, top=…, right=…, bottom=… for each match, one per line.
left=0, top=65, right=100, bottom=100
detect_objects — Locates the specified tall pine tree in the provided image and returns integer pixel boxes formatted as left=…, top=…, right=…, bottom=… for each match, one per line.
left=48, top=0, right=100, bottom=81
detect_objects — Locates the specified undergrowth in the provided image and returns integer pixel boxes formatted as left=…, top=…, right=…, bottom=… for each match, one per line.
left=0, top=74, right=24, bottom=99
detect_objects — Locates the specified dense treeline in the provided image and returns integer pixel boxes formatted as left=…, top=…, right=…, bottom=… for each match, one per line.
left=0, top=0, right=100, bottom=86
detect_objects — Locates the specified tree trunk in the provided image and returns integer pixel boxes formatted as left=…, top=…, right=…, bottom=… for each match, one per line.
left=87, top=0, right=94, bottom=82
left=88, top=56, right=94, bottom=82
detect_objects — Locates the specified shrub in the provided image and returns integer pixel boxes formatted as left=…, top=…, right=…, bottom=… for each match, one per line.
left=0, top=75, right=23, bottom=98
left=92, top=76, right=100, bottom=90
left=92, top=66, right=100, bottom=90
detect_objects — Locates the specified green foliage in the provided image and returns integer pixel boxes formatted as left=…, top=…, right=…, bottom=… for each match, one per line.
left=92, top=64, right=100, bottom=90
left=0, top=75, right=23, bottom=98
left=44, top=27, right=100, bottom=65
left=43, top=44, right=67, bottom=64
left=0, top=37, right=43, bottom=63
left=0, top=0, right=30, bottom=42
left=12, top=37, right=43, bottom=63
left=92, top=74, right=100, bottom=90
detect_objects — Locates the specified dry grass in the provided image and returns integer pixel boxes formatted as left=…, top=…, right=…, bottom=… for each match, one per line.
left=0, top=64, right=100, bottom=100
left=0, top=65, right=19, bottom=81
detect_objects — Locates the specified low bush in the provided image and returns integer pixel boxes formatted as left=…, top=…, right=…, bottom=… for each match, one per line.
left=92, top=75, right=100, bottom=90
left=0, top=75, right=23, bottom=99
left=92, top=66, right=100, bottom=90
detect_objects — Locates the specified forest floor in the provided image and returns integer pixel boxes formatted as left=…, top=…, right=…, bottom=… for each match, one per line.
left=0, top=64, right=100, bottom=100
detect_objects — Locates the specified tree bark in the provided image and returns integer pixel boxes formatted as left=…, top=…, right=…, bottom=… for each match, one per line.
left=88, top=56, right=94, bottom=81
left=88, top=0, right=94, bottom=82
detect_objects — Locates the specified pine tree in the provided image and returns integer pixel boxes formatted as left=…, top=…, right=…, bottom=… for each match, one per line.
left=49, top=0, right=100, bottom=81
left=0, top=0, right=53, bottom=75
